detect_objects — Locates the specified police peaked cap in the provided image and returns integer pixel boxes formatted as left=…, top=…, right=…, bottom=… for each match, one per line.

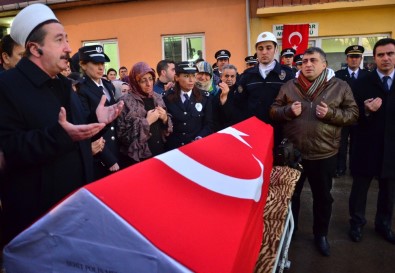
left=78, top=45, right=110, bottom=63
left=245, top=55, right=258, bottom=64
left=345, top=45, right=365, bottom=55
left=175, top=61, right=197, bottom=74
left=294, top=54, right=304, bottom=64
left=281, top=48, right=296, bottom=57
left=215, top=49, right=231, bottom=59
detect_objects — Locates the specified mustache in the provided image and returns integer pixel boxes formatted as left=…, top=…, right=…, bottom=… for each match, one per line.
left=60, top=54, right=71, bottom=60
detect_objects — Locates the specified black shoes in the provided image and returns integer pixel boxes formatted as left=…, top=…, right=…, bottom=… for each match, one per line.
left=375, top=227, right=395, bottom=244
left=314, top=236, right=330, bottom=256
left=349, top=226, right=363, bottom=242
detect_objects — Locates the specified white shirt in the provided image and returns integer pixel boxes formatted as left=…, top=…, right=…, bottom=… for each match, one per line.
left=180, top=90, right=192, bottom=103
left=259, top=60, right=276, bottom=79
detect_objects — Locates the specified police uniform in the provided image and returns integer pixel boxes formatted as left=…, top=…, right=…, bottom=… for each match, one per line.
left=213, top=49, right=231, bottom=78
left=77, top=45, right=120, bottom=180
left=281, top=48, right=296, bottom=58
left=245, top=55, right=258, bottom=67
left=334, top=45, right=369, bottom=177
left=235, top=32, right=295, bottom=145
left=164, top=62, right=214, bottom=150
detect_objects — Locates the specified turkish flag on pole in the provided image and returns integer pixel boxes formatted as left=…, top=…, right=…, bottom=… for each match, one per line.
left=282, top=24, right=309, bottom=55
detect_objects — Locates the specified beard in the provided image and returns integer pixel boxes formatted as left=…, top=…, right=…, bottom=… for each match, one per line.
left=195, top=79, right=212, bottom=91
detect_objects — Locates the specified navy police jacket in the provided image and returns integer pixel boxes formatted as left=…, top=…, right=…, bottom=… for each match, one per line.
left=164, top=88, right=214, bottom=150
left=235, top=60, right=294, bottom=124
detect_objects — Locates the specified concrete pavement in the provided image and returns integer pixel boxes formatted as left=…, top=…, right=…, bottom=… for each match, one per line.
left=288, top=172, right=395, bottom=273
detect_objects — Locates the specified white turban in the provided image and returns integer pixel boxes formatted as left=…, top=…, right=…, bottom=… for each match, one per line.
left=10, top=3, right=59, bottom=47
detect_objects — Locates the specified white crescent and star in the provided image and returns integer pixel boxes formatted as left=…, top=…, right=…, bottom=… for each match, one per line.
left=288, top=31, right=303, bottom=50
left=155, top=127, right=264, bottom=202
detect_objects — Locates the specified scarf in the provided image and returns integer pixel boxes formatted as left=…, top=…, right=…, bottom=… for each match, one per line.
left=129, top=62, right=156, bottom=98
left=297, top=68, right=328, bottom=100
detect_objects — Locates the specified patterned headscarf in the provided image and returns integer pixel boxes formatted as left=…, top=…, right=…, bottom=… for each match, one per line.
left=129, top=62, right=156, bottom=98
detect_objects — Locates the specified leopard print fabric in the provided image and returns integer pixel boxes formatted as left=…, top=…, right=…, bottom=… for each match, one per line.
left=254, top=166, right=301, bottom=273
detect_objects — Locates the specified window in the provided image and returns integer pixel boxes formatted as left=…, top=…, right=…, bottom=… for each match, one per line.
left=162, top=34, right=205, bottom=63
left=317, top=35, right=388, bottom=71
left=83, top=39, right=119, bottom=74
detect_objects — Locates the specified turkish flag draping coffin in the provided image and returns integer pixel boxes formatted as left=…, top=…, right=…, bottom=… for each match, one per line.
left=4, top=117, right=273, bottom=273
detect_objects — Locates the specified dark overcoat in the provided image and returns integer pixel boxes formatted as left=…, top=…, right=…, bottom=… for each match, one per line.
left=350, top=70, right=395, bottom=178
left=0, top=58, right=93, bottom=245
left=77, top=76, right=120, bottom=179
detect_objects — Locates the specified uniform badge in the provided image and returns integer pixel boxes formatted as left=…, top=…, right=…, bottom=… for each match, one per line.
left=237, top=85, right=243, bottom=93
left=195, top=103, right=203, bottom=112
left=279, top=70, right=286, bottom=81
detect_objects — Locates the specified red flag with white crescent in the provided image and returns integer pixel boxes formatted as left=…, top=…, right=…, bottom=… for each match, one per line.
left=282, top=24, right=309, bottom=55
left=3, top=117, right=274, bottom=273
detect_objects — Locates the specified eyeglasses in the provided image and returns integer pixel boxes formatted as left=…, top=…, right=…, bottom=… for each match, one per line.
left=283, top=55, right=293, bottom=58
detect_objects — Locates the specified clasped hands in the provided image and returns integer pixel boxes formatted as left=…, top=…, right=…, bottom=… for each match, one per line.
left=147, top=106, right=168, bottom=125
left=291, top=100, right=328, bottom=118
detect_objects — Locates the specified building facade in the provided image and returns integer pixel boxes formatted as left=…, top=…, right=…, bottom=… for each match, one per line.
left=1, top=0, right=394, bottom=72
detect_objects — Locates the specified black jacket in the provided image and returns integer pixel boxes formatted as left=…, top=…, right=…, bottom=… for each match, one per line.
left=164, top=88, right=213, bottom=150
left=0, top=57, right=93, bottom=245
left=335, top=68, right=369, bottom=87
left=350, top=70, right=395, bottom=178
left=235, top=61, right=294, bottom=144
left=77, top=76, right=120, bottom=179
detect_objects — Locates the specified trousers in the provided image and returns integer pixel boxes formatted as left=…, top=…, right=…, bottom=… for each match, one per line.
left=292, top=155, right=337, bottom=236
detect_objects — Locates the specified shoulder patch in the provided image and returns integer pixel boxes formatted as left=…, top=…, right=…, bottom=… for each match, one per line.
left=237, top=85, right=244, bottom=93
left=279, top=70, right=286, bottom=81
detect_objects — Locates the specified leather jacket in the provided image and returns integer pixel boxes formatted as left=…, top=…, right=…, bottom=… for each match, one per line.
left=270, top=75, right=359, bottom=160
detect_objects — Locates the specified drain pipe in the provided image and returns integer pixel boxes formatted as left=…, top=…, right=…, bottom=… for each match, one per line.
left=246, top=0, right=251, bottom=55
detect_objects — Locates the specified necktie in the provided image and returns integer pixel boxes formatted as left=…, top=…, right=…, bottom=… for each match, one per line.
left=99, top=86, right=111, bottom=101
left=351, top=72, right=355, bottom=79
left=382, top=76, right=390, bottom=92
left=183, top=93, right=190, bottom=109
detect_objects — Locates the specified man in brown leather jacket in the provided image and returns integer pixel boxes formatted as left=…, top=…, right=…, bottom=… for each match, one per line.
left=270, top=47, right=359, bottom=257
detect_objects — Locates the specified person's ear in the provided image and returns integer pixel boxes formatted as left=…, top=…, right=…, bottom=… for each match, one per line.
left=2, top=52, right=10, bottom=65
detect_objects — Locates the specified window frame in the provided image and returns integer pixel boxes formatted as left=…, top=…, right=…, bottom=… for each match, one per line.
left=161, top=33, right=205, bottom=62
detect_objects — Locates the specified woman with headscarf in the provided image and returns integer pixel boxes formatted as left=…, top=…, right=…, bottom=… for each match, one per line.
left=117, top=62, right=172, bottom=167
left=195, top=61, right=220, bottom=96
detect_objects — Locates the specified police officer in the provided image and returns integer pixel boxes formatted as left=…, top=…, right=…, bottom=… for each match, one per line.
left=280, top=47, right=296, bottom=69
left=245, top=55, right=258, bottom=69
left=294, top=54, right=303, bottom=71
left=334, top=45, right=369, bottom=177
left=163, top=61, right=214, bottom=150
left=77, top=45, right=121, bottom=179
left=213, top=49, right=231, bottom=78
left=235, top=31, right=295, bottom=145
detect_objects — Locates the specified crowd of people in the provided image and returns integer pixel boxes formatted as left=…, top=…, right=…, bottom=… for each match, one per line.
left=0, top=3, right=394, bottom=264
